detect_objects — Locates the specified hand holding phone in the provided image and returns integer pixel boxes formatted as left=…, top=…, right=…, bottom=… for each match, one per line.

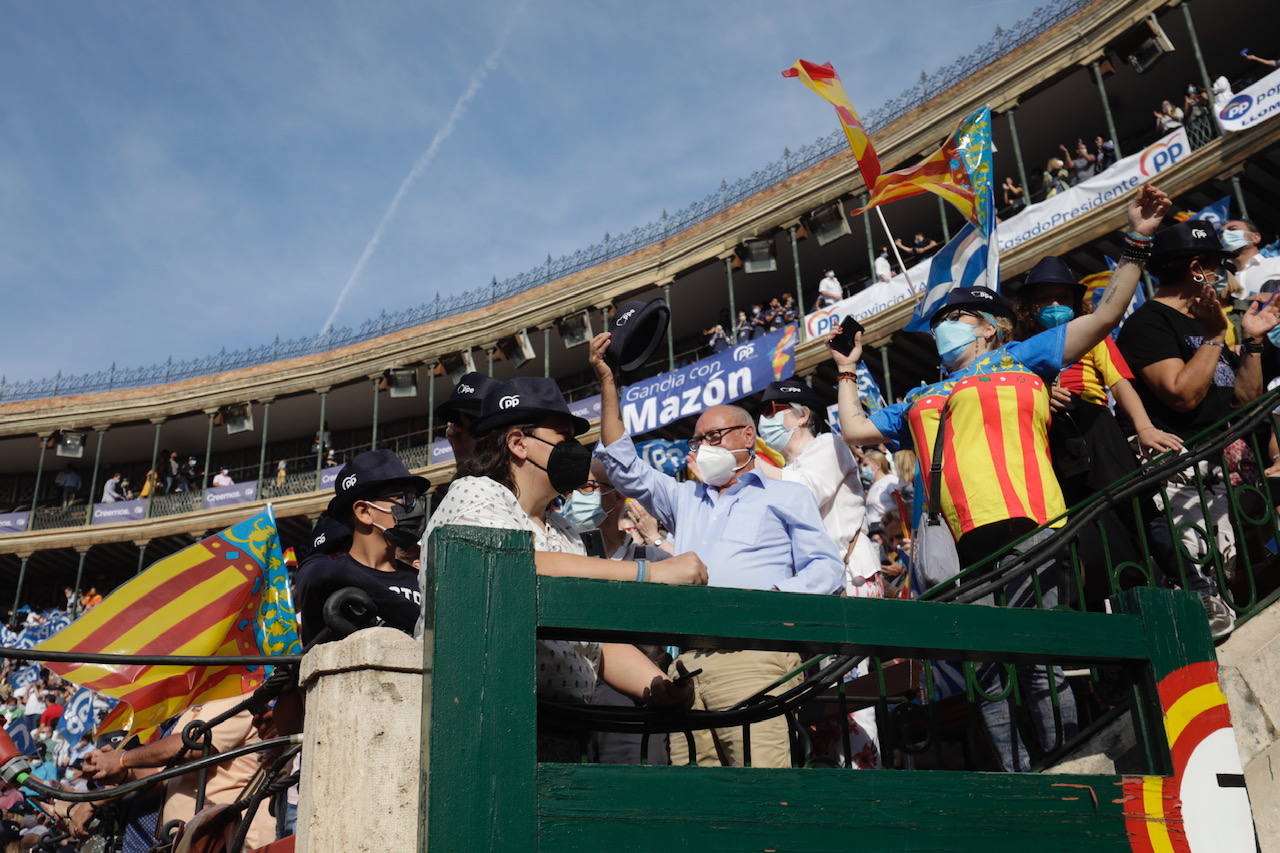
left=829, top=315, right=864, bottom=358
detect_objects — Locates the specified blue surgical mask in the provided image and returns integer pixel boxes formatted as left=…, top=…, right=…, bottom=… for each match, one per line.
left=933, top=320, right=979, bottom=368
left=1268, top=325, right=1280, bottom=348
left=757, top=410, right=795, bottom=452
left=1036, top=305, right=1075, bottom=328
left=1221, top=229, right=1252, bottom=252
left=860, top=465, right=875, bottom=482
left=560, top=490, right=606, bottom=532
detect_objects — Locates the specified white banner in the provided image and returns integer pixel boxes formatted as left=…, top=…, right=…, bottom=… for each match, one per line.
left=1217, top=66, right=1280, bottom=133
left=996, top=128, right=1189, bottom=253
left=803, top=275, right=917, bottom=339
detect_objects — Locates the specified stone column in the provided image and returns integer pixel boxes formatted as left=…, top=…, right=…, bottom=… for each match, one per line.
left=296, top=628, right=424, bottom=853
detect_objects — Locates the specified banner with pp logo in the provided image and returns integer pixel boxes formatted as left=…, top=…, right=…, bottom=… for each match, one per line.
left=1218, top=66, right=1280, bottom=133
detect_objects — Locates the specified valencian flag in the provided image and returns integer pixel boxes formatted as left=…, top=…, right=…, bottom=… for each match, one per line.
left=781, top=60, right=882, bottom=187
left=854, top=107, right=997, bottom=236
left=35, top=507, right=301, bottom=739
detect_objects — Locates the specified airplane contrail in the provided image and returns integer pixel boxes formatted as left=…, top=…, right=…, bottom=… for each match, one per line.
left=320, top=2, right=528, bottom=335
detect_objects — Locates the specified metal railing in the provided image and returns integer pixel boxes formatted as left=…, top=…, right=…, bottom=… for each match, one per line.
left=0, top=646, right=302, bottom=852
left=0, top=0, right=1089, bottom=404
left=420, top=524, right=1243, bottom=851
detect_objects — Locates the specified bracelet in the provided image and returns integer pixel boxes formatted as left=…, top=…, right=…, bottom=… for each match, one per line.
left=1244, top=338, right=1265, bottom=354
left=635, top=559, right=648, bottom=582
left=1122, top=229, right=1154, bottom=245
left=837, top=371, right=858, bottom=382
left=119, top=751, right=129, bottom=770
left=1119, top=245, right=1152, bottom=264
left=652, top=534, right=666, bottom=547
left=1201, top=340, right=1226, bottom=349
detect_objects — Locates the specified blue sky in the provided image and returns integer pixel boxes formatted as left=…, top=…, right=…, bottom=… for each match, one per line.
left=1, top=0, right=1045, bottom=384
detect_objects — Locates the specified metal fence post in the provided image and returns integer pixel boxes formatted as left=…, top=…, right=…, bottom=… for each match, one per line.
left=370, top=377, right=381, bottom=451
left=722, top=255, right=737, bottom=330
left=201, top=411, right=215, bottom=492
left=1230, top=175, right=1251, bottom=222
left=71, top=546, right=90, bottom=605
left=84, top=428, right=107, bottom=526
left=1091, top=60, right=1122, bottom=158
left=10, top=555, right=30, bottom=615
left=1180, top=2, right=1215, bottom=101
left=144, top=419, right=162, bottom=519
left=662, top=283, right=676, bottom=370
left=27, top=437, right=49, bottom=531
left=314, top=389, right=329, bottom=490
left=1005, top=107, right=1031, bottom=202
left=788, top=225, right=807, bottom=342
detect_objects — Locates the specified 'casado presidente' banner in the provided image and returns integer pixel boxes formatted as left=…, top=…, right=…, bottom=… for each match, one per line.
left=997, top=128, right=1189, bottom=253
left=1218, top=66, right=1280, bottom=133
left=622, top=325, right=797, bottom=435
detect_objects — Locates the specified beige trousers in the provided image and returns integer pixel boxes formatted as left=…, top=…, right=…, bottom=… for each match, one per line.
left=667, top=649, right=804, bottom=768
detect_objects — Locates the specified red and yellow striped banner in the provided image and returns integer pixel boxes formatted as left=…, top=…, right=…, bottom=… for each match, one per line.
left=782, top=60, right=882, bottom=187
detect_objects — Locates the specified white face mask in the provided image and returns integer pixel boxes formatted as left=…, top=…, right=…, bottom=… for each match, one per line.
left=695, top=444, right=752, bottom=487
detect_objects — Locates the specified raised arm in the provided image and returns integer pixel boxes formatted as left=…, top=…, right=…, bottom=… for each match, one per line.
left=590, top=332, right=625, bottom=446
left=1063, top=184, right=1170, bottom=364
left=827, top=331, right=886, bottom=448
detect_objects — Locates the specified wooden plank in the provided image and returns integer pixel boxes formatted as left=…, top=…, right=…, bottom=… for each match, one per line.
left=422, top=525, right=539, bottom=853
left=536, top=765, right=1133, bottom=852
left=537, top=577, right=1148, bottom=664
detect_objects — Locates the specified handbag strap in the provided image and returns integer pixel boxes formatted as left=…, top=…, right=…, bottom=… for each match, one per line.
left=925, top=401, right=949, bottom=525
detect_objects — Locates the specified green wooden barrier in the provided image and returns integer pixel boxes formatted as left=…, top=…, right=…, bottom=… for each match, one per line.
left=418, top=525, right=1257, bottom=853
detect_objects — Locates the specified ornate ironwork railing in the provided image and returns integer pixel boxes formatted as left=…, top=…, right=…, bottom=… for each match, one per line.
left=0, top=0, right=1089, bottom=404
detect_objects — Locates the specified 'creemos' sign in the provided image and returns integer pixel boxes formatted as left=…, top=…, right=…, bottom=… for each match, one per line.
left=621, top=325, right=796, bottom=435
left=997, top=127, right=1189, bottom=253
left=1217, top=65, right=1280, bottom=133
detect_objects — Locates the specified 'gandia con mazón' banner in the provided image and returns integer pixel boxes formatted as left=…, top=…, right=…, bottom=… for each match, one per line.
left=621, top=325, right=797, bottom=435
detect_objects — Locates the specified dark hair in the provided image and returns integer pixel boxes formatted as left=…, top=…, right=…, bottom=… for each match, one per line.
left=456, top=422, right=536, bottom=495
left=1149, top=252, right=1222, bottom=286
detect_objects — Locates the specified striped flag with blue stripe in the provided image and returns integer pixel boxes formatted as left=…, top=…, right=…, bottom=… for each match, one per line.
left=904, top=221, right=999, bottom=332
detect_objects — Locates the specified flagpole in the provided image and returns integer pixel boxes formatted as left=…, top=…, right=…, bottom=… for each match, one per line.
left=874, top=207, right=917, bottom=295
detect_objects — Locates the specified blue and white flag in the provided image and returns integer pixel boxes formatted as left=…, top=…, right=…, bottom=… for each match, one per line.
left=55, top=687, right=101, bottom=743
left=1261, top=238, right=1280, bottom=259
left=854, top=362, right=887, bottom=412
left=7, top=664, right=39, bottom=692
left=905, top=221, right=999, bottom=332
left=42, top=610, right=72, bottom=636
left=5, top=717, right=35, bottom=756
left=1190, top=195, right=1231, bottom=227
left=636, top=439, right=689, bottom=477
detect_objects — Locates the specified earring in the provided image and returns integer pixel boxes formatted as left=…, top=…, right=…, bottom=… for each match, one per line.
left=1191, top=271, right=1205, bottom=283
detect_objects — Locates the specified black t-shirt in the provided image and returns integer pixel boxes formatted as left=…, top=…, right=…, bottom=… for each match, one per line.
left=1116, top=300, right=1238, bottom=439
left=294, top=552, right=421, bottom=644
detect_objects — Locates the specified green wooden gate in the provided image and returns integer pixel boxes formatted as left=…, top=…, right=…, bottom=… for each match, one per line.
left=417, top=525, right=1256, bottom=852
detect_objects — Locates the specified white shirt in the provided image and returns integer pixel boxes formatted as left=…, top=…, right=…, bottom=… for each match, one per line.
left=777, top=434, right=881, bottom=584
left=422, top=476, right=601, bottom=703
left=1233, top=252, right=1280, bottom=297
left=874, top=255, right=892, bottom=282
left=24, top=691, right=46, bottom=717
left=818, top=274, right=842, bottom=301
left=864, top=474, right=901, bottom=526
left=211, top=472, right=234, bottom=487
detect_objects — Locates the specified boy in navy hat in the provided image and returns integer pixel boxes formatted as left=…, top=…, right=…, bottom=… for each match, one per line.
left=293, top=449, right=429, bottom=645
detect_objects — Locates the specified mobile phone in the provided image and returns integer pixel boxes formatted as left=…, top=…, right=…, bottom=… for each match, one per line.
left=671, top=667, right=704, bottom=686
left=829, top=316, right=864, bottom=357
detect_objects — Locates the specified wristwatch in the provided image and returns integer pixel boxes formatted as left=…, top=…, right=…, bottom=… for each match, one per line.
left=652, top=534, right=667, bottom=547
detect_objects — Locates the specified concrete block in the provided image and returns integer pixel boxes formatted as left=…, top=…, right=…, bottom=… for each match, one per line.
left=1048, top=714, right=1137, bottom=776
left=1220, top=604, right=1280, bottom=731
left=1246, top=739, right=1280, bottom=853
left=1221, top=664, right=1280, bottom=766
left=296, top=628, right=425, bottom=853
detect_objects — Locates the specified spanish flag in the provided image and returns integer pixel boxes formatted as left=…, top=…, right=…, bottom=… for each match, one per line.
left=35, top=507, right=301, bottom=739
left=853, top=107, right=996, bottom=235
left=782, top=60, right=882, bottom=188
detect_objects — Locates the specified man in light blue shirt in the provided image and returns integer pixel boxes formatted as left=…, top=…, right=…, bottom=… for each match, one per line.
left=588, top=332, right=843, bottom=768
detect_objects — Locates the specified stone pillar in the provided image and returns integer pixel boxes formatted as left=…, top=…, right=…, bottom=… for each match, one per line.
left=296, top=628, right=424, bottom=853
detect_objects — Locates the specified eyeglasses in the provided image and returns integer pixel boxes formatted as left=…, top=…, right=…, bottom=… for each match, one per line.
left=577, top=480, right=615, bottom=497
left=362, top=491, right=419, bottom=508
left=932, top=310, right=984, bottom=330
left=689, top=424, right=748, bottom=451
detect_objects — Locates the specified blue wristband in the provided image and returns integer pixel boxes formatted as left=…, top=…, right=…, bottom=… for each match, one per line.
left=635, top=559, right=648, bottom=582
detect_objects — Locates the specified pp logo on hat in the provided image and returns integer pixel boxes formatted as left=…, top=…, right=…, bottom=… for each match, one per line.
left=615, top=309, right=637, bottom=326
left=341, top=474, right=358, bottom=490
left=314, top=533, right=327, bottom=547
left=457, top=383, right=475, bottom=395
left=972, top=290, right=992, bottom=299
left=498, top=395, right=521, bottom=410
left=780, top=386, right=801, bottom=393
left=1192, top=227, right=1209, bottom=239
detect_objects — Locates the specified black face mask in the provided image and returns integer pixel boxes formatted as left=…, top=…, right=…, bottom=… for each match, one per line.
left=527, top=435, right=593, bottom=494
left=368, top=496, right=428, bottom=551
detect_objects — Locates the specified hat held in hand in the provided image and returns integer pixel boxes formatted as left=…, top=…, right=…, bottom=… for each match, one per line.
left=605, top=298, right=670, bottom=372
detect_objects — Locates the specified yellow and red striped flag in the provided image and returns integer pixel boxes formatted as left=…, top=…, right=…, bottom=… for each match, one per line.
left=852, top=107, right=996, bottom=233
left=782, top=60, right=881, bottom=187
left=35, top=507, right=301, bottom=739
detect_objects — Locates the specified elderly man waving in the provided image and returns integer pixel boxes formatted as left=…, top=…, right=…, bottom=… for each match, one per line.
left=590, top=333, right=843, bottom=768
